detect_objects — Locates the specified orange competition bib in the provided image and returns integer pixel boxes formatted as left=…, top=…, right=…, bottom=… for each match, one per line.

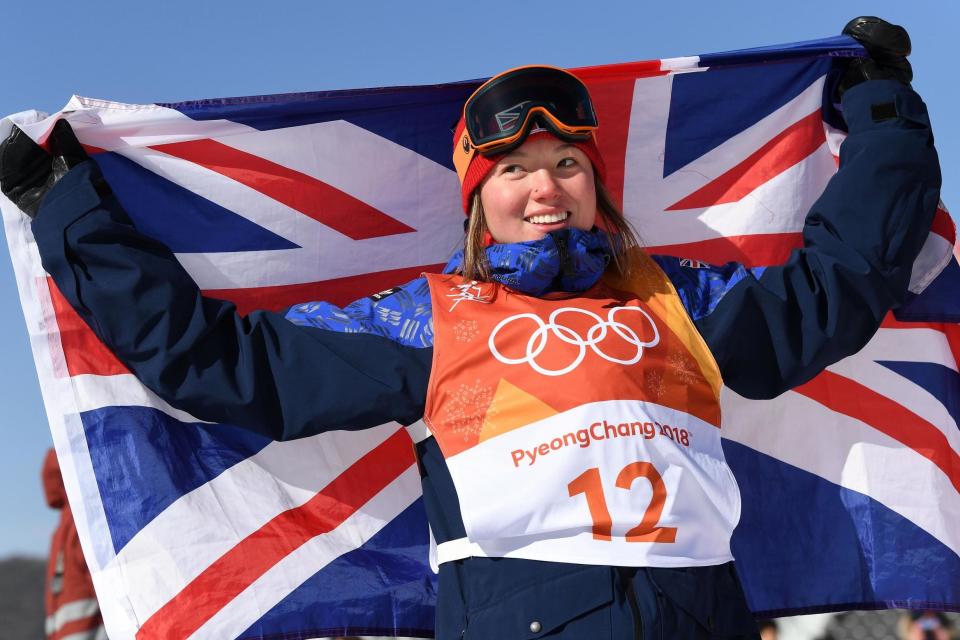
left=423, top=253, right=740, bottom=567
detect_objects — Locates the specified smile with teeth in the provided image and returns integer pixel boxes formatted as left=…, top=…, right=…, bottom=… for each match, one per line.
left=525, top=211, right=570, bottom=225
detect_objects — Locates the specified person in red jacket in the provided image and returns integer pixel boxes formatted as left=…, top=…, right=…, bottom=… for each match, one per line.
left=42, top=449, right=106, bottom=640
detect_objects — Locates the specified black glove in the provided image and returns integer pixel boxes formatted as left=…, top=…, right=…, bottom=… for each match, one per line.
left=0, top=119, right=89, bottom=218
left=838, top=16, right=913, bottom=98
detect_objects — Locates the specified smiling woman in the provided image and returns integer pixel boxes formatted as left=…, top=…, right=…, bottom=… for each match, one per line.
left=0, top=17, right=943, bottom=640
left=462, top=163, right=640, bottom=281
left=480, top=137, right=598, bottom=242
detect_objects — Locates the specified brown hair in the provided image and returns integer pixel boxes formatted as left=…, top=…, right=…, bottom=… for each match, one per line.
left=459, top=175, right=643, bottom=282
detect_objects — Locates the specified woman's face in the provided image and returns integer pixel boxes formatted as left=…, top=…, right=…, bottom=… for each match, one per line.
left=479, top=135, right=598, bottom=244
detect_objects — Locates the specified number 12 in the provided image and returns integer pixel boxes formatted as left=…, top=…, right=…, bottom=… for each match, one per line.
left=567, top=462, right=677, bottom=543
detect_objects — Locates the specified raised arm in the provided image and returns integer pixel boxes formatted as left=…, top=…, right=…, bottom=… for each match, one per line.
left=657, top=78, right=941, bottom=399
left=1, top=129, right=431, bottom=440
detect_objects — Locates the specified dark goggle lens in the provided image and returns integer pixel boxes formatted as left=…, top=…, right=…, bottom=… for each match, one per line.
left=465, top=67, right=597, bottom=146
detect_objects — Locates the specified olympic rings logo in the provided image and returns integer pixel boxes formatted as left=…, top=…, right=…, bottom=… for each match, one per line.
left=488, top=306, right=660, bottom=376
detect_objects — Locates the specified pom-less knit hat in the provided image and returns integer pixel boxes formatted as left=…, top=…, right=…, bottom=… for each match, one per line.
left=452, top=117, right=607, bottom=214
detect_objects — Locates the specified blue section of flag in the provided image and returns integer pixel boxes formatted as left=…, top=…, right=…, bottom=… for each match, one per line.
left=160, top=82, right=478, bottom=170
left=896, top=258, right=960, bottom=323
left=160, top=36, right=862, bottom=175
left=91, top=152, right=299, bottom=253
left=725, top=439, right=960, bottom=615
left=876, top=360, right=960, bottom=434
left=664, top=57, right=832, bottom=177
left=697, top=35, right=864, bottom=67
left=237, top=498, right=436, bottom=640
left=81, top=405, right=272, bottom=553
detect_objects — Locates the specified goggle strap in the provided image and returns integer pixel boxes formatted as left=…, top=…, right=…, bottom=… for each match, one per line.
left=453, top=129, right=477, bottom=185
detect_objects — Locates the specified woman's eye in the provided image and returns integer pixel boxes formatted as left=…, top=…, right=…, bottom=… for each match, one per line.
left=503, top=164, right=524, bottom=174
left=558, top=157, right=577, bottom=168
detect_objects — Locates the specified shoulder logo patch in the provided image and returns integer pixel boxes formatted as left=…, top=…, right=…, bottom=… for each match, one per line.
left=369, top=287, right=401, bottom=301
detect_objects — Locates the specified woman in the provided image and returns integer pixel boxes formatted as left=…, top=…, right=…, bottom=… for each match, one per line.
left=0, top=17, right=940, bottom=640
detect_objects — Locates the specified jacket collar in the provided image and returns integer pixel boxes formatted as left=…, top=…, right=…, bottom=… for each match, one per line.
left=444, top=228, right=613, bottom=296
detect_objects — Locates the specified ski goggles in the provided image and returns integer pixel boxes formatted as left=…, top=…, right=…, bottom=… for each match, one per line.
left=461, top=65, right=599, bottom=156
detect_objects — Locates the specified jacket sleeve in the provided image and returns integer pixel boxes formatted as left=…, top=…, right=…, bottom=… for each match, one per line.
left=679, top=79, right=941, bottom=399
left=31, top=164, right=432, bottom=440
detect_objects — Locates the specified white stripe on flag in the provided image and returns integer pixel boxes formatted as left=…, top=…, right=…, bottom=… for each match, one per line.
left=190, top=464, right=423, bottom=640
left=220, top=119, right=457, bottom=231
left=722, top=388, right=960, bottom=557
left=99, top=422, right=402, bottom=621
left=909, top=229, right=954, bottom=294
left=118, top=125, right=462, bottom=288
left=70, top=373, right=210, bottom=424
left=854, top=328, right=958, bottom=371
left=827, top=352, right=960, bottom=453
left=623, top=75, right=830, bottom=243
left=117, top=145, right=371, bottom=289
left=643, top=145, right=836, bottom=241
left=58, top=98, right=256, bottom=151
left=659, top=56, right=702, bottom=72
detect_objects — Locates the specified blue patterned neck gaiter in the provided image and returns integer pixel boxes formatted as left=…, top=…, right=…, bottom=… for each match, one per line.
left=444, top=227, right=614, bottom=297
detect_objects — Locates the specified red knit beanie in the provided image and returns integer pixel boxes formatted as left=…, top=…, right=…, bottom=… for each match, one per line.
left=453, top=117, right=607, bottom=214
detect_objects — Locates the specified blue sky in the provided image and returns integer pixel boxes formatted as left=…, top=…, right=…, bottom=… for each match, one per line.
left=0, top=1, right=956, bottom=557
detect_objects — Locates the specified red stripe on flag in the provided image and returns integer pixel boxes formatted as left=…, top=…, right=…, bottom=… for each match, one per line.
left=666, top=110, right=826, bottom=211
left=945, top=324, right=960, bottom=377
left=136, top=427, right=415, bottom=640
left=577, top=61, right=668, bottom=208
left=47, top=278, right=128, bottom=377
left=880, top=316, right=955, bottom=331
left=931, top=206, right=956, bottom=244
left=648, top=232, right=803, bottom=268
left=205, top=263, right=445, bottom=315
left=794, top=370, right=960, bottom=495
left=583, top=77, right=635, bottom=209
left=575, top=59, right=667, bottom=81
left=151, top=139, right=416, bottom=240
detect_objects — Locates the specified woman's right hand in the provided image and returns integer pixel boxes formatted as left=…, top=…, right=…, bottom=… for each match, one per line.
left=0, top=119, right=89, bottom=218
left=837, top=16, right=913, bottom=98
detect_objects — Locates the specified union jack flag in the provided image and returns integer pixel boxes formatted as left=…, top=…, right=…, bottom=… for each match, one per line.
left=1, top=35, right=957, bottom=639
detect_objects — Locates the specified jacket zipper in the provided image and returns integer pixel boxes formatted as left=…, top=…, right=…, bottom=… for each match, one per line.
left=617, top=567, right=643, bottom=640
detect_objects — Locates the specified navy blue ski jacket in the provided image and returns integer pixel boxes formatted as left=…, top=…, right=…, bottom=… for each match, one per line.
left=31, top=80, right=940, bottom=639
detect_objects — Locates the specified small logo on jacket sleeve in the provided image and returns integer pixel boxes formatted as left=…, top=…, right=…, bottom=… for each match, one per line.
left=369, top=287, right=401, bottom=301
